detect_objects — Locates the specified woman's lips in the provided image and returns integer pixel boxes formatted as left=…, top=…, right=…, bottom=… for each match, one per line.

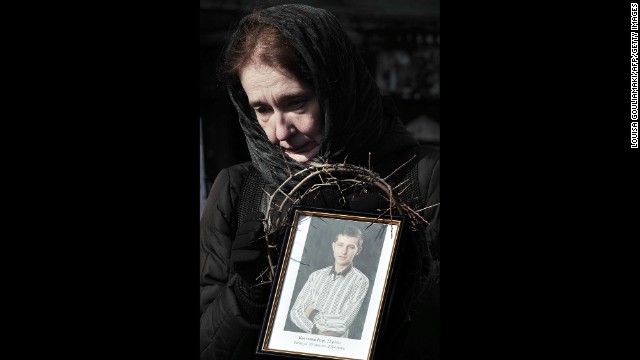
left=281, top=142, right=320, bottom=162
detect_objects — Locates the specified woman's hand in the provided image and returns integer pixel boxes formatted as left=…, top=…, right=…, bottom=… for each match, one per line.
left=231, top=212, right=269, bottom=285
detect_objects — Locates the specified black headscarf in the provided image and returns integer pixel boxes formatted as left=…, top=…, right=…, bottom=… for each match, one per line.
left=224, top=4, right=418, bottom=191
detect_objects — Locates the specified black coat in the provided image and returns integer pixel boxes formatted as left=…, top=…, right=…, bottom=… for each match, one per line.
left=200, top=146, right=439, bottom=360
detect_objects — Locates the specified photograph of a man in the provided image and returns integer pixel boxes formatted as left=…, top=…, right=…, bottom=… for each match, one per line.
left=289, top=225, right=370, bottom=338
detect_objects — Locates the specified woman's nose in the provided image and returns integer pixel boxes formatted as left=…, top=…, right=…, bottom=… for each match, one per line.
left=274, top=111, right=295, bottom=141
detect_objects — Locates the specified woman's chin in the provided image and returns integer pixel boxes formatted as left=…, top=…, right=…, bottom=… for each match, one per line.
left=286, top=152, right=313, bottom=163
left=285, top=147, right=319, bottom=163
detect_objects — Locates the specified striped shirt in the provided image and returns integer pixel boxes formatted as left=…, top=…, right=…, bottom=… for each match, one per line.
left=290, top=265, right=369, bottom=337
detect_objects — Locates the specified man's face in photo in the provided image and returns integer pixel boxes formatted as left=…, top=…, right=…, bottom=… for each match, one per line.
left=332, top=234, right=360, bottom=267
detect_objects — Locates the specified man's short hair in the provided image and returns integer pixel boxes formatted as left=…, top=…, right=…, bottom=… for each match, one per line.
left=336, top=225, right=364, bottom=249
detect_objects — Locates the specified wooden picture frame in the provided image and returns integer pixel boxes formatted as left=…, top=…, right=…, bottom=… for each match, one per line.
left=257, top=207, right=405, bottom=360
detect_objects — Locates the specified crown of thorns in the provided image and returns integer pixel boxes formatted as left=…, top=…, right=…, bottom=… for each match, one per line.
left=255, top=153, right=439, bottom=285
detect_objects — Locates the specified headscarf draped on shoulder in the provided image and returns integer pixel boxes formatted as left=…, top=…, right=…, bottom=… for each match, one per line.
left=223, top=4, right=418, bottom=190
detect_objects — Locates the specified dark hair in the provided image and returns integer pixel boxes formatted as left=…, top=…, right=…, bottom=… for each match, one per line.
left=336, top=225, right=364, bottom=249
left=221, top=12, right=312, bottom=88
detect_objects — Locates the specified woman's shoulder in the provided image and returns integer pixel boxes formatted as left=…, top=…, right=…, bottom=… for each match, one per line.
left=412, top=145, right=439, bottom=183
left=216, top=161, right=255, bottom=183
left=209, top=162, right=256, bottom=194
left=416, top=145, right=440, bottom=166
left=206, top=162, right=256, bottom=213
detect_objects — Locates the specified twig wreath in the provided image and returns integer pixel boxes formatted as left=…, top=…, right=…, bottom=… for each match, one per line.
left=255, top=153, right=440, bottom=286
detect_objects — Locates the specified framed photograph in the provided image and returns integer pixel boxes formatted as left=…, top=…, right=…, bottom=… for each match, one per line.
left=257, top=207, right=405, bottom=360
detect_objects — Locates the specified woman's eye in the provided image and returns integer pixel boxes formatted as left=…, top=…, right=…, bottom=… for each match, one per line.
left=289, top=99, right=305, bottom=109
left=255, top=107, right=271, bottom=115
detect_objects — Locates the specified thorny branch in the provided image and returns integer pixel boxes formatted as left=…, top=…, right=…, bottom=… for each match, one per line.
left=255, top=156, right=439, bottom=284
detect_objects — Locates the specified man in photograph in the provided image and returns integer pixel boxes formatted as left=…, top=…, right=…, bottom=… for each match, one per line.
left=289, top=225, right=370, bottom=338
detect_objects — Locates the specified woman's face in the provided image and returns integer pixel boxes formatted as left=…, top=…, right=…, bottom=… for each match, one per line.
left=240, top=62, right=323, bottom=163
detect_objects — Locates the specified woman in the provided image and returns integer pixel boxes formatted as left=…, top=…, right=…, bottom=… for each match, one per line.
left=200, top=4, right=440, bottom=359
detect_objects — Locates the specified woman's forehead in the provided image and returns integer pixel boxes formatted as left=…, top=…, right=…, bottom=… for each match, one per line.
left=240, top=62, right=310, bottom=102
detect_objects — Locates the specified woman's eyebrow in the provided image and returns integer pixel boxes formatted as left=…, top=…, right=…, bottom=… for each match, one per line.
left=277, top=92, right=310, bottom=104
left=249, top=100, right=268, bottom=108
left=249, top=92, right=310, bottom=108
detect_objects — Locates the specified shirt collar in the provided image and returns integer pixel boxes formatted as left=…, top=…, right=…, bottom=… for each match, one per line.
left=330, top=264, right=353, bottom=278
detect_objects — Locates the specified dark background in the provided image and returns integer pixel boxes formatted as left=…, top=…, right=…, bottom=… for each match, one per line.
left=200, top=0, right=441, bottom=211
left=282, top=216, right=388, bottom=339
left=16, top=1, right=638, bottom=359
